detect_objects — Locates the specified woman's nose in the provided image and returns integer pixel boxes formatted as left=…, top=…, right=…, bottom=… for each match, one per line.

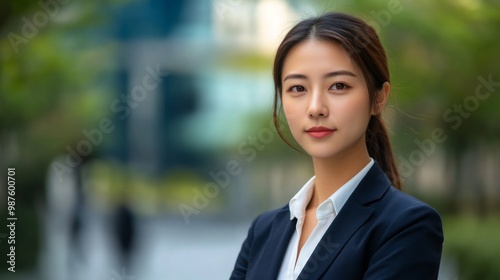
left=307, top=91, right=328, bottom=118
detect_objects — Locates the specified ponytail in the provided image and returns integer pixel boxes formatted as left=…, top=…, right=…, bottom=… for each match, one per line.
left=366, top=115, right=401, bottom=190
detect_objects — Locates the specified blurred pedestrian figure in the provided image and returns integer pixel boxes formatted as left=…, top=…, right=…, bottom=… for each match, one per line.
left=68, top=154, right=93, bottom=275
left=112, top=194, right=136, bottom=271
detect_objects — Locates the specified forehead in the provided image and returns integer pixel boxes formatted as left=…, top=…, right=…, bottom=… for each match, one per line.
left=282, top=39, right=361, bottom=79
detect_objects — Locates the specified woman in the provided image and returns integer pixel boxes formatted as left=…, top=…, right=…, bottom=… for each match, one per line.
left=230, top=12, right=443, bottom=280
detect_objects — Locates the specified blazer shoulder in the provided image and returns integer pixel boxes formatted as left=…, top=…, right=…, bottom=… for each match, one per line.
left=383, top=186, right=440, bottom=215
left=375, top=186, right=443, bottom=234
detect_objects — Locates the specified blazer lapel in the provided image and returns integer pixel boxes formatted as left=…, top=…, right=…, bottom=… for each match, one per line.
left=257, top=208, right=297, bottom=279
left=297, top=162, right=391, bottom=280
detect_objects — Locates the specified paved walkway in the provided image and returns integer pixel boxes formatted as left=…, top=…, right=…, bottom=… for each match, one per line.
left=37, top=214, right=249, bottom=280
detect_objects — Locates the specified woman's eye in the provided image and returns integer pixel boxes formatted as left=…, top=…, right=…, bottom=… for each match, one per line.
left=331, top=83, right=348, bottom=91
left=290, top=85, right=306, bottom=92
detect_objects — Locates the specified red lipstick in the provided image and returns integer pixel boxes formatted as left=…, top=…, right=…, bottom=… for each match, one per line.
left=306, top=126, right=335, bottom=139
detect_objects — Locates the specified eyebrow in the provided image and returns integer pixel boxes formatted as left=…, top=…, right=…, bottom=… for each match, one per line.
left=283, top=70, right=357, bottom=82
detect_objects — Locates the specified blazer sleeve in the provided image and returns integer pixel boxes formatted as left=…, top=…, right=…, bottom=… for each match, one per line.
left=230, top=217, right=258, bottom=279
left=363, top=204, right=444, bottom=280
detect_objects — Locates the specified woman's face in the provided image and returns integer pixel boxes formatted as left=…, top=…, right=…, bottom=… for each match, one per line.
left=281, top=39, right=373, bottom=160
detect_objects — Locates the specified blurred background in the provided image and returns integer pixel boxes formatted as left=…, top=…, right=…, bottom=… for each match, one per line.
left=0, top=0, right=499, bottom=279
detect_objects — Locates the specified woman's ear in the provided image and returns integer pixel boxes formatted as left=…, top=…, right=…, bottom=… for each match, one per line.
left=371, top=82, right=390, bottom=115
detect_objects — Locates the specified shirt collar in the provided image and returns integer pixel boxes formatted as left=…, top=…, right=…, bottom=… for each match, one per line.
left=289, top=158, right=374, bottom=221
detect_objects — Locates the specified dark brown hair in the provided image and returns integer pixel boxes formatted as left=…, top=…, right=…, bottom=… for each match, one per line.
left=272, top=12, right=401, bottom=190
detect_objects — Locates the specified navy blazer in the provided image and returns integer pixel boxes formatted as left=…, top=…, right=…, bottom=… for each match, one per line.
left=230, top=163, right=443, bottom=279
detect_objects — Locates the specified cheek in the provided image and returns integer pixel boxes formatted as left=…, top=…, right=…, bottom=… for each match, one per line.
left=337, top=97, right=371, bottom=126
left=282, top=101, right=300, bottom=125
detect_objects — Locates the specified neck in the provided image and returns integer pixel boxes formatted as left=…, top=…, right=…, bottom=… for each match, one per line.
left=308, top=144, right=370, bottom=209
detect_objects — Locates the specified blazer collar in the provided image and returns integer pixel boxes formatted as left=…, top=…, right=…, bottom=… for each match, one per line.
left=258, top=206, right=297, bottom=279
left=297, top=162, right=392, bottom=279
left=350, top=161, right=392, bottom=205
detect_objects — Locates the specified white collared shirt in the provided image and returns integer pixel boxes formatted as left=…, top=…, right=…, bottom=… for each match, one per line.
left=277, top=159, right=374, bottom=280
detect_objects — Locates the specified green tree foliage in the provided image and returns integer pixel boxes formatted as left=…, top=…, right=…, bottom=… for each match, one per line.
left=0, top=0, right=119, bottom=269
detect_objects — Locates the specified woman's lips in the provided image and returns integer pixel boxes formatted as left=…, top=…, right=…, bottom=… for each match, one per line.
left=306, top=126, right=335, bottom=139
